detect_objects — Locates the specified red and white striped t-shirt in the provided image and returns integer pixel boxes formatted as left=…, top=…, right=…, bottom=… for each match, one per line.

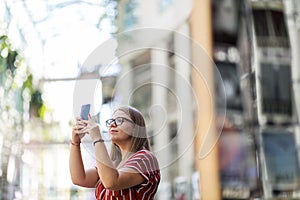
left=95, top=149, right=160, bottom=200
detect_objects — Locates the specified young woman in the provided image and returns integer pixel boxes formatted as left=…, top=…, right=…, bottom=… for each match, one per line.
left=69, top=105, right=160, bottom=199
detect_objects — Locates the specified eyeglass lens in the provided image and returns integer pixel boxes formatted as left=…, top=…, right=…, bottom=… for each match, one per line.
left=106, top=118, right=124, bottom=127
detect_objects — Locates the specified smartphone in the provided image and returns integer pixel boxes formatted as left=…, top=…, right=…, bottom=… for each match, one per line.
left=80, top=104, right=90, bottom=120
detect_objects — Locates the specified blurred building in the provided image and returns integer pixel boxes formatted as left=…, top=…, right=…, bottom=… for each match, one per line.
left=115, top=0, right=300, bottom=199
left=115, top=0, right=195, bottom=199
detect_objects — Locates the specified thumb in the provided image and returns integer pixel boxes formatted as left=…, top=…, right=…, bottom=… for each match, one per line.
left=82, top=114, right=91, bottom=123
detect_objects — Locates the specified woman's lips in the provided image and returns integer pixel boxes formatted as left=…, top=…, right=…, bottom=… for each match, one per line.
left=109, top=129, right=118, bottom=134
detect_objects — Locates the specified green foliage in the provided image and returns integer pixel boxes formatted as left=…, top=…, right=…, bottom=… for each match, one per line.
left=0, top=36, right=17, bottom=74
left=0, top=35, right=45, bottom=121
left=6, top=50, right=17, bottom=72
left=23, top=74, right=34, bottom=93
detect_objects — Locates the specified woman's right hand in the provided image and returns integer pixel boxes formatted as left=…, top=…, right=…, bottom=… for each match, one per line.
left=72, top=117, right=87, bottom=143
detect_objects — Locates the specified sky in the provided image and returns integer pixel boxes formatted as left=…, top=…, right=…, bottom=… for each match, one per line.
left=0, top=0, right=116, bottom=135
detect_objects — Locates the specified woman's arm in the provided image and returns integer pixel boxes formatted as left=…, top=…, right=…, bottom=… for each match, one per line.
left=83, top=116, right=145, bottom=190
left=69, top=119, right=99, bottom=188
left=69, top=144, right=99, bottom=188
left=93, top=141, right=145, bottom=190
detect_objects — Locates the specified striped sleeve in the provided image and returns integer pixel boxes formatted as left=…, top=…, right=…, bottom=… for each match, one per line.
left=122, top=150, right=160, bottom=180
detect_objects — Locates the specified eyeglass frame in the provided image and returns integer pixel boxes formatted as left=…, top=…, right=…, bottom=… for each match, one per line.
left=105, top=117, right=135, bottom=128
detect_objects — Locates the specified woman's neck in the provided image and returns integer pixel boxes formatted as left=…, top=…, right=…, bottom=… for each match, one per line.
left=117, top=139, right=133, bottom=158
left=121, top=149, right=133, bottom=160
left=116, top=150, right=133, bottom=169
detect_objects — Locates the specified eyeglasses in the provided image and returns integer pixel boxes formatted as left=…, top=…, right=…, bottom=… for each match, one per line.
left=105, top=117, right=135, bottom=128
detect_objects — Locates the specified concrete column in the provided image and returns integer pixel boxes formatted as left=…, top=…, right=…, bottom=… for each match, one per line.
left=115, top=63, right=133, bottom=105
left=151, top=42, right=171, bottom=183
left=174, top=23, right=194, bottom=179
left=189, top=0, right=221, bottom=199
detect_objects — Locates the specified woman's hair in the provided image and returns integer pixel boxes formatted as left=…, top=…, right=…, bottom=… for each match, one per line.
left=110, top=105, right=150, bottom=165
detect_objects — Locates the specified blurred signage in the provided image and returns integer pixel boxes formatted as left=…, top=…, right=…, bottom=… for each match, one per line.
left=174, top=176, right=188, bottom=200
left=219, top=131, right=258, bottom=199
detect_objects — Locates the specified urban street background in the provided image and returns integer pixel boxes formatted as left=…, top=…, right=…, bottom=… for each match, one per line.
left=0, top=0, right=300, bottom=199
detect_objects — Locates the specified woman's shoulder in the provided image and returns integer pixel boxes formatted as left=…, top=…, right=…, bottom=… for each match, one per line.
left=125, top=148, right=160, bottom=175
left=132, top=148, right=156, bottom=160
left=129, top=148, right=159, bottom=168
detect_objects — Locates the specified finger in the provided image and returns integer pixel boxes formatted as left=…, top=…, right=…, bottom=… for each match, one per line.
left=87, top=114, right=94, bottom=123
left=78, top=127, right=88, bottom=134
left=73, top=124, right=86, bottom=131
left=72, top=128, right=81, bottom=134
left=75, top=131, right=85, bottom=136
left=82, top=119, right=89, bottom=124
left=72, top=124, right=78, bottom=130
left=73, top=127, right=82, bottom=134
left=79, top=133, right=85, bottom=139
left=76, top=118, right=88, bottom=124
left=76, top=121, right=86, bottom=126
left=76, top=117, right=83, bottom=123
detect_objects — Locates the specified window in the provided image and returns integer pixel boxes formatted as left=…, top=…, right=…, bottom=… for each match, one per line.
left=260, top=64, right=292, bottom=116
left=262, top=130, right=300, bottom=191
left=215, top=62, right=242, bottom=111
left=252, top=8, right=289, bottom=47
left=253, top=10, right=269, bottom=37
left=212, top=0, right=241, bottom=45
left=271, top=10, right=288, bottom=38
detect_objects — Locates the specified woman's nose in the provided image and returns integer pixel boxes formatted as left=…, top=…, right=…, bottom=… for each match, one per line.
left=110, top=121, right=117, bottom=127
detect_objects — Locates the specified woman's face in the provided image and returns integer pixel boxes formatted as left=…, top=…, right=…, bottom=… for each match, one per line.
left=108, top=110, right=135, bottom=144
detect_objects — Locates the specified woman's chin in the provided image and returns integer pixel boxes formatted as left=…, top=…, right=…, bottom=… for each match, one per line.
left=110, top=136, right=118, bottom=143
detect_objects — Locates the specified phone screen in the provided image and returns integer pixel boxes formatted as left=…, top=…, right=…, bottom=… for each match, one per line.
left=80, top=104, right=90, bottom=120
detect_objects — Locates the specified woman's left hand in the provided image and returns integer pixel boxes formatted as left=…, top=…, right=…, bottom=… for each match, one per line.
left=81, top=115, right=102, bottom=141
